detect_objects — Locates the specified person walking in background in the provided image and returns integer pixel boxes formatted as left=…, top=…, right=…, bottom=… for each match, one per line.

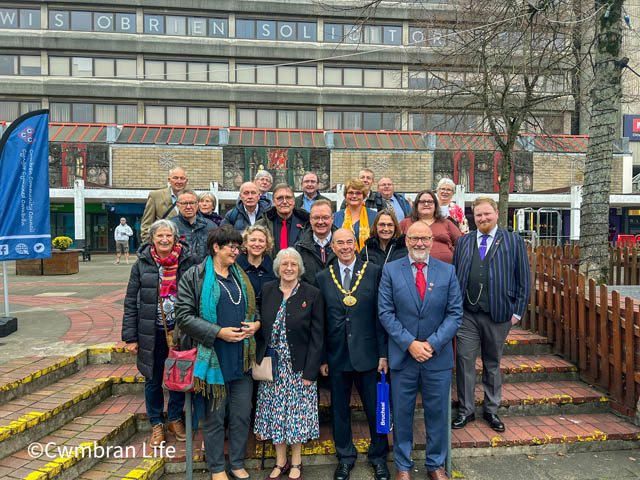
left=378, top=221, right=463, bottom=480
left=114, top=217, right=133, bottom=264
left=361, top=209, right=407, bottom=266
left=122, top=219, right=196, bottom=447
left=140, top=167, right=188, bottom=242
left=451, top=197, right=530, bottom=434
left=175, top=226, right=259, bottom=480
left=236, top=225, right=277, bottom=297
left=399, top=190, right=461, bottom=264
left=254, top=248, right=324, bottom=480
left=170, top=189, right=217, bottom=263
left=334, top=179, right=377, bottom=253
left=198, top=192, right=223, bottom=226
left=316, top=228, right=390, bottom=480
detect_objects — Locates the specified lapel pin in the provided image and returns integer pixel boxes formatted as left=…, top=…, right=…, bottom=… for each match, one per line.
left=429, top=282, right=434, bottom=287
left=302, top=301, right=307, bottom=308
left=428, top=287, right=432, bottom=291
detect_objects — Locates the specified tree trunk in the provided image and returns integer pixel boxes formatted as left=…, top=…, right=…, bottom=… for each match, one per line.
left=498, top=148, right=512, bottom=229
left=579, top=0, right=623, bottom=283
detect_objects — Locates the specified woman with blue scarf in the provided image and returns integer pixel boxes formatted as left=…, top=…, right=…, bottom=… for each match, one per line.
left=175, top=225, right=259, bottom=480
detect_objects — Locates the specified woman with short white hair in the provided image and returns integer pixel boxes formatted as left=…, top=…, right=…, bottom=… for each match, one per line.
left=254, top=247, right=324, bottom=480
left=436, top=178, right=467, bottom=231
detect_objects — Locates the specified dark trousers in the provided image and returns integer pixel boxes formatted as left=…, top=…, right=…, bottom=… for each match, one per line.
left=203, top=373, right=253, bottom=473
left=329, top=369, right=389, bottom=465
left=144, top=331, right=185, bottom=426
left=391, top=362, right=450, bottom=472
left=455, top=309, right=512, bottom=415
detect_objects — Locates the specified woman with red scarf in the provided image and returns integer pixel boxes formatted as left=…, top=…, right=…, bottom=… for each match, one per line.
left=122, top=219, right=197, bottom=447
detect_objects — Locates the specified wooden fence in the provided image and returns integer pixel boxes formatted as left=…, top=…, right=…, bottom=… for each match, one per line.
left=522, top=247, right=640, bottom=415
left=526, top=244, right=640, bottom=286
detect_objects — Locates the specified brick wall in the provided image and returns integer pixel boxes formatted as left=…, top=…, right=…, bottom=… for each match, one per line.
left=111, top=146, right=223, bottom=189
left=533, top=153, right=624, bottom=193
left=331, top=151, right=433, bottom=192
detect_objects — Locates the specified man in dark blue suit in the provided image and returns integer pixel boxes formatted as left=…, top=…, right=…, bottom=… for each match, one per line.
left=451, top=197, right=530, bottom=433
left=378, top=221, right=463, bottom=480
left=316, top=228, right=390, bottom=480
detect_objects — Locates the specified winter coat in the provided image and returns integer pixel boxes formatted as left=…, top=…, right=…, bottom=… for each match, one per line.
left=360, top=234, right=408, bottom=266
left=221, top=197, right=270, bottom=233
left=294, top=226, right=337, bottom=286
left=170, top=213, right=216, bottom=263
left=121, top=241, right=196, bottom=379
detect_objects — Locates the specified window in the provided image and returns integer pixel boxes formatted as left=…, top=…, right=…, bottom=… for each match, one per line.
left=116, top=59, right=136, bottom=78
left=298, top=66, right=316, bottom=86
left=0, top=55, right=16, bottom=75
left=72, top=103, right=94, bottom=123
left=236, top=64, right=256, bottom=83
left=408, top=113, right=426, bottom=131
left=238, top=63, right=315, bottom=85
left=0, top=101, right=41, bottom=121
left=343, top=111, right=361, bottom=129
left=166, top=16, right=186, bottom=36
left=236, top=19, right=317, bottom=42
left=51, top=102, right=135, bottom=123
left=408, top=70, right=427, bottom=89
left=72, top=57, right=92, bottom=77
left=278, top=66, right=296, bottom=85
left=210, top=63, right=228, bottom=82
left=324, top=111, right=402, bottom=130
left=188, top=62, right=208, bottom=81
left=237, top=108, right=316, bottom=128
left=0, top=8, right=40, bottom=29
left=364, top=69, right=382, bottom=88
left=324, top=111, right=341, bottom=130
left=145, top=60, right=165, bottom=80
left=50, top=56, right=135, bottom=78
left=95, top=104, right=115, bottom=123
left=95, top=58, right=114, bottom=77
left=0, top=55, right=40, bottom=75
left=324, top=68, right=342, bottom=86
left=145, top=60, right=228, bottom=82
left=49, top=10, right=136, bottom=33
left=344, top=68, right=362, bottom=87
left=324, top=66, right=400, bottom=88
left=257, top=65, right=276, bottom=84
left=145, top=105, right=229, bottom=126
left=383, top=70, right=401, bottom=88
left=117, top=105, right=137, bottom=124
left=166, top=61, right=187, bottom=81
left=363, top=112, right=381, bottom=130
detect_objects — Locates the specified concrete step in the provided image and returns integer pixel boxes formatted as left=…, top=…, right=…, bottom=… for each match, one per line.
left=79, top=454, right=164, bottom=480
left=0, top=353, right=87, bottom=405
left=0, top=413, right=135, bottom=480
left=0, top=373, right=113, bottom=458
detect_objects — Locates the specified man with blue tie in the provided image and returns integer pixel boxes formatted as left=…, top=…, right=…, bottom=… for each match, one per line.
left=451, top=197, right=530, bottom=433
left=378, top=221, right=463, bottom=480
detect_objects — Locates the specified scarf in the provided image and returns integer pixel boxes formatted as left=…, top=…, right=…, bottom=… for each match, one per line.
left=343, top=205, right=370, bottom=252
left=151, top=243, right=182, bottom=298
left=193, top=257, right=257, bottom=405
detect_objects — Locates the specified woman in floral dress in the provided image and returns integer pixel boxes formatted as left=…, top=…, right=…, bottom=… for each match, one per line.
left=254, top=248, right=324, bottom=480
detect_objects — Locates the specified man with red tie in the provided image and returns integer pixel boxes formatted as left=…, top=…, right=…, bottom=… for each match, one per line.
left=378, top=221, right=463, bottom=480
left=256, top=183, right=309, bottom=257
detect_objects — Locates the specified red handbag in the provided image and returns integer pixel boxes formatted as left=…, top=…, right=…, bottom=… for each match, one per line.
left=164, top=346, right=197, bottom=392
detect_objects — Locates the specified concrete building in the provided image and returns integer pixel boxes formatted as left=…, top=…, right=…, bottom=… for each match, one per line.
left=0, top=1, right=637, bottom=250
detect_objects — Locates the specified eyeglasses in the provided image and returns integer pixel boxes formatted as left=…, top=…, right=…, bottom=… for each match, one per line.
left=225, top=245, right=241, bottom=252
left=311, top=215, right=332, bottom=222
left=177, top=201, right=197, bottom=206
left=274, top=195, right=294, bottom=203
left=438, top=188, right=454, bottom=193
left=346, top=191, right=364, bottom=197
left=407, top=235, right=433, bottom=244
left=417, top=200, right=435, bottom=206
left=377, top=222, right=395, bottom=228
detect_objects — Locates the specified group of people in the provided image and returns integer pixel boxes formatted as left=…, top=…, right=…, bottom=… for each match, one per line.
left=122, top=166, right=530, bottom=480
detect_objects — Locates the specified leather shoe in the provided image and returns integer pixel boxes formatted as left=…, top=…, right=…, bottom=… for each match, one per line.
left=167, top=419, right=187, bottom=441
left=394, top=470, right=411, bottom=480
left=427, top=467, right=449, bottom=480
left=483, top=412, right=505, bottom=432
left=333, top=463, right=353, bottom=480
left=451, top=413, right=475, bottom=429
left=372, top=463, right=390, bottom=480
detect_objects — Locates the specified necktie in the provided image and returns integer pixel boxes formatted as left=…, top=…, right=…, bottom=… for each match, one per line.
left=414, top=262, right=426, bottom=300
left=280, top=219, right=288, bottom=251
left=343, top=267, right=351, bottom=289
left=386, top=199, right=393, bottom=210
left=479, top=234, right=490, bottom=260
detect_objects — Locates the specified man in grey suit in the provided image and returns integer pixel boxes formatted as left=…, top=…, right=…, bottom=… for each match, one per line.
left=451, top=197, right=530, bottom=433
left=140, top=167, right=188, bottom=242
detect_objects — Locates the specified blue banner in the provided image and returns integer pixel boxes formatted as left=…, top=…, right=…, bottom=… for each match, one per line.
left=623, top=115, right=640, bottom=142
left=0, top=110, right=51, bottom=261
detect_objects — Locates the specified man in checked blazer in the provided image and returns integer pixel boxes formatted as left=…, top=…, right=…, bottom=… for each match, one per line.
left=451, top=197, right=530, bottom=433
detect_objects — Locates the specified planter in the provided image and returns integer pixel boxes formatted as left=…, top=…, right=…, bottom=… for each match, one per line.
left=15, top=249, right=81, bottom=275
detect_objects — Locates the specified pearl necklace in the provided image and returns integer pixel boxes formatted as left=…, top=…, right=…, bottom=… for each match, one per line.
left=218, top=275, right=243, bottom=305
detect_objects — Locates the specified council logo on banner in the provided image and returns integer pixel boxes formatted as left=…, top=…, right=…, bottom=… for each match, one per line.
left=0, top=109, right=52, bottom=261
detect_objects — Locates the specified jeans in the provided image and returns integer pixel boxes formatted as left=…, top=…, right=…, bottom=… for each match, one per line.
left=144, top=330, right=185, bottom=426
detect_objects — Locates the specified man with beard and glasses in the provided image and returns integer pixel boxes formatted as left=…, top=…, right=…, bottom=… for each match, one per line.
left=378, top=221, right=463, bottom=480
left=451, top=197, right=530, bottom=434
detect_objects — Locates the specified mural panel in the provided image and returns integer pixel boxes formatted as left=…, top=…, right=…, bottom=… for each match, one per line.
left=433, top=150, right=533, bottom=193
left=223, top=147, right=330, bottom=191
left=49, top=143, right=109, bottom=187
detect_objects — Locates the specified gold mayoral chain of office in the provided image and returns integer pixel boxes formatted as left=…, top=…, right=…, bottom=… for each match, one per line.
left=329, top=262, right=368, bottom=306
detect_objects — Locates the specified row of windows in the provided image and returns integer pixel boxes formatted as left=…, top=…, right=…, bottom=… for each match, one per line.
left=0, top=100, right=564, bottom=134
left=0, top=8, right=457, bottom=47
left=0, top=54, right=567, bottom=92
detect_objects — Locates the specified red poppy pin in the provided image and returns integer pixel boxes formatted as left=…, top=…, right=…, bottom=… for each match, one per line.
left=296, top=224, right=303, bottom=229
left=302, top=301, right=307, bottom=308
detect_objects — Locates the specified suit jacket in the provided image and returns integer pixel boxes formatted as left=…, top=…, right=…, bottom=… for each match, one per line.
left=452, top=228, right=530, bottom=324
left=140, top=187, right=177, bottom=242
left=315, top=258, right=387, bottom=372
left=378, top=256, right=463, bottom=371
left=256, top=280, right=324, bottom=381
